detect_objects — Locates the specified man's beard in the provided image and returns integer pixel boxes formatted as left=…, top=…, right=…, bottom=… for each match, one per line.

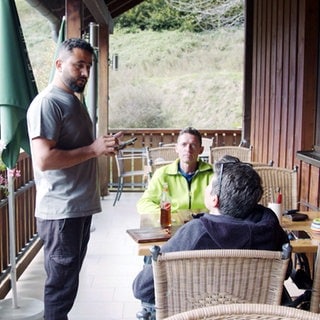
left=64, top=76, right=86, bottom=93
left=69, top=83, right=85, bottom=93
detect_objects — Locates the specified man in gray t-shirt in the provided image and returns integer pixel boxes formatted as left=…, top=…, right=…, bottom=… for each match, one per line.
left=27, top=38, right=121, bottom=320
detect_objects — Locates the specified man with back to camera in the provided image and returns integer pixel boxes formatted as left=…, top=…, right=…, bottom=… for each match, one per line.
left=133, top=155, right=290, bottom=307
left=27, top=38, right=122, bottom=320
left=137, top=127, right=213, bottom=215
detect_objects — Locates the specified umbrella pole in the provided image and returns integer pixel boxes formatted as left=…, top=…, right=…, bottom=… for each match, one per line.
left=7, top=169, right=18, bottom=308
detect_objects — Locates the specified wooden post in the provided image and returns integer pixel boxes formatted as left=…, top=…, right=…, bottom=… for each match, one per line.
left=98, top=25, right=110, bottom=196
left=65, top=0, right=82, bottom=38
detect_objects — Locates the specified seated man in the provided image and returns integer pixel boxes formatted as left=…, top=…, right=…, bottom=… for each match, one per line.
left=137, top=127, right=213, bottom=215
left=132, top=155, right=290, bottom=305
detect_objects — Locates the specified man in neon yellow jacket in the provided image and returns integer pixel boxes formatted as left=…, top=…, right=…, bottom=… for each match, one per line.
left=137, top=127, right=213, bottom=215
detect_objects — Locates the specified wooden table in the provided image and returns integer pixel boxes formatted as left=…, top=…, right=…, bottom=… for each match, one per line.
left=137, top=211, right=193, bottom=256
left=135, top=211, right=320, bottom=256
left=282, top=211, right=320, bottom=253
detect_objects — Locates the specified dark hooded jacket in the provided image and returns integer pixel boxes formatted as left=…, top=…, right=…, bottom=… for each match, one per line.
left=132, top=205, right=290, bottom=303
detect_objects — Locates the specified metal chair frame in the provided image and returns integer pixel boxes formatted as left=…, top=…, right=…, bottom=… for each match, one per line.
left=113, top=148, right=147, bottom=206
left=200, top=137, right=214, bottom=162
left=310, top=244, right=320, bottom=313
left=145, top=146, right=177, bottom=178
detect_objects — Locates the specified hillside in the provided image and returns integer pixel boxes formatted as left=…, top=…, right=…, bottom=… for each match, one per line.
left=16, top=0, right=244, bottom=129
left=16, top=0, right=55, bottom=90
left=109, top=29, right=244, bottom=129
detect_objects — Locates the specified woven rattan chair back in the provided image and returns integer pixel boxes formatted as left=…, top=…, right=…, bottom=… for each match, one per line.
left=254, top=166, right=298, bottom=212
left=163, top=303, right=320, bottom=320
left=159, top=143, right=177, bottom=147
left=146, top=147, right=177, bottom=176
left=150, top=244, right=292, bottom=319
left=209, top=146, right=253, bottom=164
left=250, top=160, right=274, bottom=167
left=310, top=244, right=320, bottom=313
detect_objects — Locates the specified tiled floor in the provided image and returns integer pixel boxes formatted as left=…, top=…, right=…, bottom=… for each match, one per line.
left=5, top=192, right=304, bottom=319
left=5, top=192, right=144, bottom=320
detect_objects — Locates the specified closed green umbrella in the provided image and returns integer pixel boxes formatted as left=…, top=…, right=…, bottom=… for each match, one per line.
left=49, top=16, right=65, bottom=83
left=0, top=0, right=43, bottom=317
left=0, top=0, right=38, bottom=169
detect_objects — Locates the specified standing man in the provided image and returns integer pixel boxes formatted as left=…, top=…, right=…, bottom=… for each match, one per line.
left=27, top=38, right=120, bottom=320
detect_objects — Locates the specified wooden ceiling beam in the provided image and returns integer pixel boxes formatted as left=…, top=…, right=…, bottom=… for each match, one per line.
left=107, top=0, right=145, bottom=17
left=83, top=0, right=113, bottom=32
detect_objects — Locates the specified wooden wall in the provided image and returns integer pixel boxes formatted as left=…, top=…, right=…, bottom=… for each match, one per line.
left=299, top=160, right=320, bottom=210
left=247, top=0, right=320, bottom=210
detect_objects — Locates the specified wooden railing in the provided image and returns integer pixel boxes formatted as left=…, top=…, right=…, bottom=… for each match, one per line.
left=0, top=129, right=241, bottom=297
left=108, top=129, right=242, bottom=190
left=108, top=128, right=243, bottom=148
left=0, top=152, right=41, bottom=298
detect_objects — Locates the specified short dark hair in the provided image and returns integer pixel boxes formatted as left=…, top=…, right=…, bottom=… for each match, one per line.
left=178, top=127, right=202, bottom=145
left=58, top=38, right=94, bottom=56
left=212, top=155, right=263, bottom=218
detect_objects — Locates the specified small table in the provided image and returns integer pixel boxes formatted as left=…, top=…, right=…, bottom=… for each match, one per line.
left=132, top=211, right=320, bottom=256
left=281, top=212, right=320, bottom=253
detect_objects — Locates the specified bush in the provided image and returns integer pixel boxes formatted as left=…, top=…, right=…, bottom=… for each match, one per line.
left=109, top=84, right=167, bottom=128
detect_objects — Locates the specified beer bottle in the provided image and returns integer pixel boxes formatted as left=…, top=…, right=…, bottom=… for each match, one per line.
left=160, top=183, right=171, bottom=228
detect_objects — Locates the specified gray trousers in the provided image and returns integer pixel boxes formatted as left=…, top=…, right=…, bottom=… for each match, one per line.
left=37, top=216, right=92, bottom=320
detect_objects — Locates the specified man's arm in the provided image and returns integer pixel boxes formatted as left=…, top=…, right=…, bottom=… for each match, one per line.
left=136, top=170, right=164, bottom=214
left=32, top=133, right=121, bottom=171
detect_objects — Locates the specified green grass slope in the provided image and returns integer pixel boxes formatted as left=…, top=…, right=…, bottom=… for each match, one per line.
left=109, top=29, right=244, bottom=129
left=16, top=0, right=55, bottom=91
left=16, top=0, right=244, bottom=129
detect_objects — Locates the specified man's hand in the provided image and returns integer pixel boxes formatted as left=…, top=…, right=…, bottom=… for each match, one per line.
left=92, top=131, right=123, bottom=156
left=31, top=131, right=124, bottom=171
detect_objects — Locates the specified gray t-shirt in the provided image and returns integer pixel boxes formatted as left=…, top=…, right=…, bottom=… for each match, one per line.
left=27, top=85, right=101, bottom=219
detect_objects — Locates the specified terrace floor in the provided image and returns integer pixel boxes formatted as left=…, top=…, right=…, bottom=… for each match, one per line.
left=4, top=192, right=304, bottom=320
left=5, top=192, right=144, bottom=320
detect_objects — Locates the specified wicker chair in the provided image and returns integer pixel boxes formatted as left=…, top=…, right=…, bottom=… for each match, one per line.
left=163, top=303, right=320, bottom=320
left=145, top=146, right=177, bottom=177
left=310, top=244, right=320, bottom=313
left=209, top=145, right=253, bottom=164
left=150, top=244, right=292, bottom=319
left=254, top=166, right=298, bottom=212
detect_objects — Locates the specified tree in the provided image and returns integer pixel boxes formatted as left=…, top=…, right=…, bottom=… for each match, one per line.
left=165, top=0, right=244, bottom=30
left=114, top=0, right=201, bottom=32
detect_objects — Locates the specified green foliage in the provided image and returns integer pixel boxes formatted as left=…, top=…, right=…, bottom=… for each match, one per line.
left=0, top=159, right=6, bottom=171
left=165, top=0, right=244, bottom=30
left=115, top=0, right=200, bottom=32
left=16, top=0, right=55, bottom=91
